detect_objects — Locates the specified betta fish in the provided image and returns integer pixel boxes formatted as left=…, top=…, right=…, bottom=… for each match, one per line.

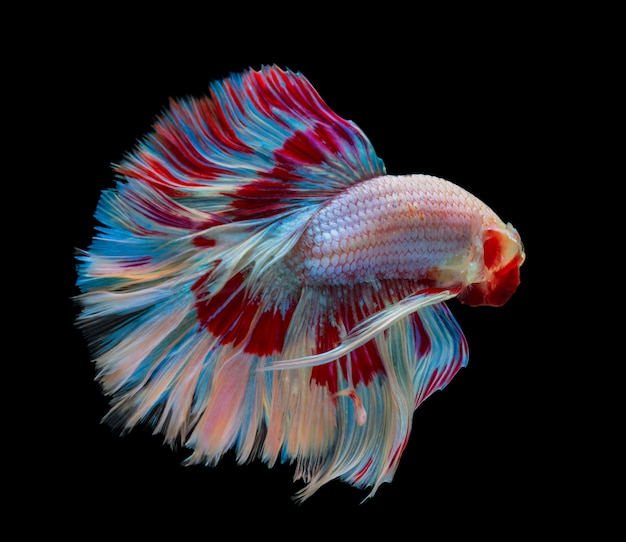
left=75, top=65, right=525, bottom=502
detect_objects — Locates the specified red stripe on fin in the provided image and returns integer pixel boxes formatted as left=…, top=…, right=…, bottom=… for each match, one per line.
left=192, top=268, right=298, bottom=356
left=113, top=66, right=385, bottom=228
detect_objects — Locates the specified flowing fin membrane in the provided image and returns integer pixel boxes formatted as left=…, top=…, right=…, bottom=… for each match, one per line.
left=76, top=65, right=472, bottom=501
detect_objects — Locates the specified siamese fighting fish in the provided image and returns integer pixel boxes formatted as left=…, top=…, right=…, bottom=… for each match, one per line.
left=75, top=65, right=525, bottom=502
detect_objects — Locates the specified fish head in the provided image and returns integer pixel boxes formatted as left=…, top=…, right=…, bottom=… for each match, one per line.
left=458, top=221, right=525, bottom=307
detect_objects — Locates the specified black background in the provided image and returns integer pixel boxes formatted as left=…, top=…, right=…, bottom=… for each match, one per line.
left=40, top=7, right=593, bottom=537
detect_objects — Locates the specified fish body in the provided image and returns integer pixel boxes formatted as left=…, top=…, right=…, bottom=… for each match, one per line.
left=290, top=173, right=502, bottom=285
left=75, top=65, right=524, bottom=501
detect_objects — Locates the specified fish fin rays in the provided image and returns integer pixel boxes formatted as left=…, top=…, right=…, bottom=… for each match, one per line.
left=115, top=65, right=386, bottom=226
left=78, top=271, right=469, bottom=500
left=271, top=286, right=470, bottom=502
left=262, top=287, right=458, bottom=371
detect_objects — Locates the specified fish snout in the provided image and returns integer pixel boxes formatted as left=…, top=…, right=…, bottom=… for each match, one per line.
left=458, top=223, right=524, bottom=307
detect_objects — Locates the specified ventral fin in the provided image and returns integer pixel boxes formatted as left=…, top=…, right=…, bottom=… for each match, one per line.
left=258, top=281, right=470, bottom=502
left=264, top=286, right=458, bottom=371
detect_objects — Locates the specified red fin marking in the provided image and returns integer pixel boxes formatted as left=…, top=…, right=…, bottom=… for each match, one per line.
left=421, top=364, right=460, bottom=405
left=415, top=305, right=469, bottom=408
left=414, top=314, right=432, bottom=357
left=156, top=113, right=211, bottom=175
left=231, top=180, right=295, bottom=199
left=192, top=271, right=244, bottom=335
left=350, top=285, right=387, bottom=384
left=198, top=95, right=250, bottom=154
left=192, top=237, right=216, bottom=248
left=343, top=290, right=386, bottom=388
left=313, top=122, right=342, bottom=155
left=192, top=270, right=297, bottom=355
left=243, top=76, right=289, bottom=128
left=191, top=217, right=229, bottom=248
left=229, top=180, right=303, bottom=220
left=422, top=368, right=441, bottom=401
left=218, top=79, right=246, bottom=119
left=262, top=166, right=306, bottom=183
left=154, top=183, right=194, bottom=199
left=228, top=124, right=338, bottom=219
left=253, top=68, right=308, bottom=116
left=130, top=189, right=215, bottom=231
left=269, top=68, right=340, bottom=129
left=221, top=296, right=259, bottom=347
left=117, top=96, right=251, bottom=188
left=311, top=285, right=387, bottom=394
left=122, top=256, right=152, bottom=268
left=117, top=154, right=218, bottom=188
left=388, top=435, right=410, bottom=469
left=309, top=284, right=450, bottom=396
left=154, top=121, right=230, bottom=182
left=349, top=341, right=384, bottom=388
left=115, top=155, right=174, bottom=185
left=244, top=302, right=297, bottom=356
left=205, top=275, right=246, bottom=340
left=275, top=129, right=326, bottom=165
left=311, top=311, right=343, bottom=393
left=274, top=74, right=372, bottom=155
left=312, top=361, right=340, bottom=394
left=353, top=457, right=374, bottom=483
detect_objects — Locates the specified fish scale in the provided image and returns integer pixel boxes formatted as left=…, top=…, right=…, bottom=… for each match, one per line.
left=289, top=173, right=494, bottom=285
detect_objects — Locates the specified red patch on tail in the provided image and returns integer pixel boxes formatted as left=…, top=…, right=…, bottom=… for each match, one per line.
left=249, top=304, right=297, bottom=356
left=192, top=271, right=295, bottom=355
left=193, top=272, right=246, bottom=338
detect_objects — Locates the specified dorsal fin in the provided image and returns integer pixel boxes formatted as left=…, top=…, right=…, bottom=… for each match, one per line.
left=115, top=65, right=386, bottom=222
